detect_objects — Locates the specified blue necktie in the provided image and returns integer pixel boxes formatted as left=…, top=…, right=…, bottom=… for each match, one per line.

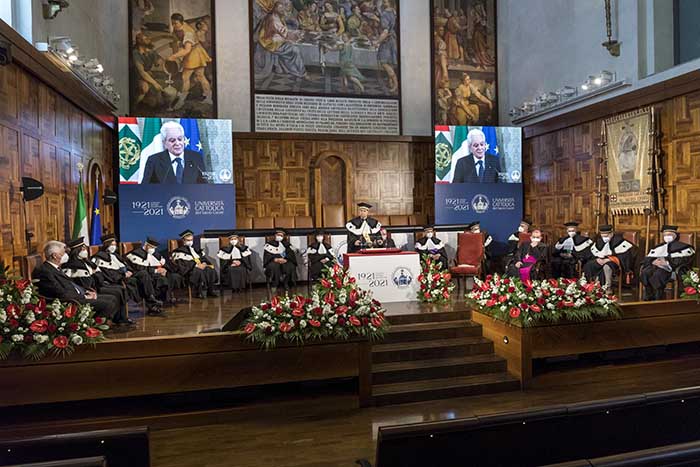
left=174, top=158, right=184, bottom=184
left=476, top=160, right=483, bottom=179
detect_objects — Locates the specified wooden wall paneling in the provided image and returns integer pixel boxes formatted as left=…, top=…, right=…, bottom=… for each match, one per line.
left=0, top=65, right=18, bottom=123
left=18, top=72, right=39, bottom=131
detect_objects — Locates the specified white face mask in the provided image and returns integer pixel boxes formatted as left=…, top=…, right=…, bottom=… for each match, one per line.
left=184, top=240, right=194, bottom=247
left=275, top=235, right=283, bottom=242
left=147, top=247, right=156, bottom=255
left=230, top=239, right=238, bottom=246
left=78, top=249, right=89, bottom=259
left=472, top=229, right=481, bottom=234
left=518, top=226, right=525, bottom=233
left=530, top=237, right=541, bottom=245
left=567, top=231, right=576, bottom=238
left=107, top=245, right=117, bottom=254
left=60, top=253, right=69, bottom=264
left=664, top=235, right=675, bottom=244
left=601, top=236, right=611, bottom=243
left=316, top=235, right=324, bottom=242
left=426, top=232, right=434, bottom=238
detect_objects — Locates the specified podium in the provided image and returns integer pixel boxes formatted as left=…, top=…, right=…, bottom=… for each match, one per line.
left=344, top=251, right=421, bottom=303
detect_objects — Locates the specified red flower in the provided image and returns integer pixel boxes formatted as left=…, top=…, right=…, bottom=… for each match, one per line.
left=8, top=319, right=18, bottom=329
left=371, top=317, right=382, bottom=327
left=324, top=292, right=336, bottom=306
left=503, top=278, right=510, bottom=284
left=291, top=308, right=304, bottom=317
left=530, top=304, right=542, bottom=313
left=542, top=289, right=551, bottom=297
left=486, top=299, right=497, bottom=307
left=261, top=303, right=270, bottom=311
left=333, top=263, right=341, bottom=274
left=48, top=324, right=57, bottom=333
left=271, top=296, right=280, bottom=307
left=29, top=319, right=48, bottom=333
left=64, top=303, right=77, bottom=318
left=6, top=304, right=19, bottom=319
left=338, top=317, right=346, bottom=326
left=68, top=323, right=79, bottom=331
left=519, top=302, right=528, bottom=310
left=335, top=305, right=348, bottom=315
left=582, top=282, right=595, bottom=293
left=274, top=307, right=283, bottom=316
left=244, top=323, right=256, bottom=334
left=361, top=317, right=369, bottom=325
left=15, top=279, right=30, bottom=292
left=555, top=289, right=565, bottom=296
left=563, top=301, right=575, bottom=307
left=37, top=298, right=46, bottom=312
left=24, top=334, right=33, bottom=343
left=309, top=319, right=321, bottom=327
left=85, top=327, right=101, bottom=338
left=0, top=336, right=3, bottom=343
left=95, top=317, right=105, bottom=324
left=549, top=279, right=559, bottom=287
left=442, top=290, right=450, bottom=299
left=24, top=303, right=35, bottom=312
left=424, top=292, right=431, bottom=299
left=279, top=322, right=292, bottom=333
left=349, top=316, right=361, bottom=326
left=509, top=307, right=521, bottom=318
left=349, top=289, right=358, bottom=306
left=313, top=307, right=323, bottom=316
left=432, top=273, right=441, bottom=282
left=498, top=295, right=507, bottom=303
left=53, top=336, right=68, bottom=349
left=507, top=286, right=515, bottom=293
left=537, top=297, right=546, bottom=305
left=685, top=286, right=698, bottom=296
left=442, top=272, right=451, bottom=281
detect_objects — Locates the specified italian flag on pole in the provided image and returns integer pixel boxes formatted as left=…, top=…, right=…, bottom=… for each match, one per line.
left=72, top=173, right=88, bottom=241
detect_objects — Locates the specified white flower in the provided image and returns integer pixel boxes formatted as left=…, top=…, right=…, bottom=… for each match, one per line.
left=329, top=315, right=338, bottom=324
left=34, top=334, right=49, bottom=344
left=71, top=334, right=83, bottom=345
left=0, top=310, right=6, bottom=323
left=11, top=334, right=23, bottom=342
left=299, top=320, right=307, bottom=328
left=25, top=312, right=36, bottom=324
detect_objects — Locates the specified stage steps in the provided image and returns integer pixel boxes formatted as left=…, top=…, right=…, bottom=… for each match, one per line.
left=371, top=309, right=519, bottom=405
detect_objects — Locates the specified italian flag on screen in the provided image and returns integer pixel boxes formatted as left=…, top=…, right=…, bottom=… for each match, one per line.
left=118, top=117, right=162, bottom=184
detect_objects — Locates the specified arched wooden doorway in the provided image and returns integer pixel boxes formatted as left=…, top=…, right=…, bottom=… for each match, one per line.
left=311, top=151, right=353, bottom=227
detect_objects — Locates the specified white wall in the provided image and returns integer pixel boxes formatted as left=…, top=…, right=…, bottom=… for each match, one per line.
left=31, top=0, right=129, bottom=115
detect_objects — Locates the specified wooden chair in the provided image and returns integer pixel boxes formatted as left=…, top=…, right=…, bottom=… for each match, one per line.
left=518, top=232, right=532, bottom=246
left=236, top=216, right=253, bottom=230
left=449, top=232, right=484, bottom=292
left=389, top=215, right=409, bottom=226
left=120, top=242, right=141, bottom=256
left=295, top=216, right=314, bottom=228
left=322, top=204, right=345, bottom=228
left=252, top=217, right=275, bottom=230
left=89, top=245, right=100, bottom=256
left=374, top=215, right=390, bottom=226
left=408, top=213, right=428, bottom=226
left=21, top=254, right=44, bottom=281
left=274, top=216, right=295, bottom=229
left=217, top=235, right=252, bottom=293
left=617, top=231, right=639, bottom=299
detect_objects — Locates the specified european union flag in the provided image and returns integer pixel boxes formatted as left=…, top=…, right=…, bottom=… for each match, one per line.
left=89, top=183, right=101, bottom=246
left=180, top=118, right=203, bottom=154
left=483, top=126, right=499, bottom=158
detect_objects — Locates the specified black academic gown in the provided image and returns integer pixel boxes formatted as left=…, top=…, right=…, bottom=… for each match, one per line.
left=641, top=240, right=695, bottom=300
left=506, top=243, right=549, bottom=279
left=583, top=235, right=635, bottom=284
left=217, top=244, right=252, bottom=291
left=62, top=254, right=127, bottom=319
left=551, top=234, right=593, bottom=279
left=126, top=247, right=181, bottom=301
left=414, top=237, right=449, bottom=270
left=375, top=236, right=396, bottom=248
left=345, top=216, right=382, bottom=253
left=263, top=240, right=297, bottom=289
left=506, top=231, right=522, bottom=256
left=171, top=245, right=218, bottom=293
left=307, top=241, right=335, bottom=280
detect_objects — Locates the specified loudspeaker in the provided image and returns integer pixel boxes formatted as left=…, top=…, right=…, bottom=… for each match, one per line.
left=0, top=40, right=11, bottom=66
left=20, top=177, right=44, bottom=201
left=199, top=306, right=251, bottom=334
left=103, top=189, right=118, bottom=205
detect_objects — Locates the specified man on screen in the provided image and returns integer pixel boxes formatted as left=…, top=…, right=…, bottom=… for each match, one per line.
left=452, top=128, right=501, bottom=183
left=141, top=121, right=207, bottom=184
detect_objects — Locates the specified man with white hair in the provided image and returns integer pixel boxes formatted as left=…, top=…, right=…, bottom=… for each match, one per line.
left=452, top=128, right=501, bottom=183
left=32, top=240, right=127, bottom=325
left=141, top=121, right=207, bottom=184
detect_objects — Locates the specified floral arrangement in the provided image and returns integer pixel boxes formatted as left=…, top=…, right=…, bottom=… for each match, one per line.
left=467, top=274, right=620, bottom=326
left=242, top=263, right=389, bottom=349
left=0, top=266, right=109, bottom=360
left=417, top=258, right=455, bottom=304
left=681, top=268, right=700, bottom=300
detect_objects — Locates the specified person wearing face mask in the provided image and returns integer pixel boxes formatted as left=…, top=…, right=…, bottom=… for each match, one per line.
left=583, top=225, right=635, bottom=293
left=33, top=240, right=125, bottom=324
left=346, top=202, right=382, bottom=253
left=551, top=222, right=593, bottom=279
left=375, top=227, right=396, bottom=248
left=414, top=226, right=449, bottom=270
left=506, top=229, right=549, bottom=281
left=217, top=232, right=252, bottom=293
left=93, top=233, right=164, bottom=315
left=506, top=219, right=532, bottom=259
left=264, top=228, right=298, bottom=292
left=640, top=225, right=695, bottom=301
left=61, top=238, right=133, bottom=327
left=306, top=230, right=336, bottom=281
left=171, top=230, right=219, bottom=299
left=126, top=237, right=182, bottom=306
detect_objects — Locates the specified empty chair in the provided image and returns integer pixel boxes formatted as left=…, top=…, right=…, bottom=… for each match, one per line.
left=236, top=216, right=253, bottom=230
left=449, top=232, right=484, bottom=291
left=274, top=216, right=295, bottom=229
left=295, top=216, right=314, bottom=228
left=322, top=204, right=345, bottom=228
left=253, top=217, right=275, bottom=230
left=389, top=215, right=409, bottom=226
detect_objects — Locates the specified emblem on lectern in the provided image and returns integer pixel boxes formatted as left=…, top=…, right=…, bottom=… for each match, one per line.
left=392, top=268, right=413, bottom=288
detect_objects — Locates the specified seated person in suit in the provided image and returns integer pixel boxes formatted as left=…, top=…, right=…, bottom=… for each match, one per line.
left=264, top=228, right=298, bottom=292
left=307, top=230, right=335, bottom=281
left=126, top=237, right=181, bottom=306
left=346, top=202, right=382, bottom=253
left=92, top=233, right=163, bottom=315
left=551, top=221, right=593, bottom=279
left=171, top=230, right=219, bottom=299
left=641, top=225, right=696, bottom=301
left=141, top=121, right=207, bottom=184
left=414, top=226, right=449, bottom=270
left=452, top=128, right=502, bottom=183
left=506, top=229, right=549, bottom=281
left=375, top=227, right=396, bottom=248
left=506, top=219, right=532, bottom=258
left=62, top=237, right=132, bottom=326
left=217, top=232, right=252, bottom=293
left=33, top=240, right=127, bottom=325
left=583, top=225, right=635, bottom=293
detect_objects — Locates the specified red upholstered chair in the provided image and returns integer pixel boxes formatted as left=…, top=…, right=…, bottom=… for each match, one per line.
left=449, top=233, right=484, bottom=292
left=518, top=232, right=531, bottom=246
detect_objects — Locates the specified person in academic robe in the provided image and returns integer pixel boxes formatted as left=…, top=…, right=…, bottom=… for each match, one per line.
left=583, top=225, right=636, bottom=292
left=92, top=233, right=164, bottom=315
left=33, top=240, right=127, bottom=324
left=126, top=237, right=181, bottom=306
left=375, top=227, right=396, bottom=248
left=551, top=222, right=593, bottom=279
left=307, top=230, right=335, bottom=281
left=217, top=232, right=252, bottom=293
left=264, top=228, right=298, bottom=292
left=506, top=229, right=549, bottom=281
left=62, top=237, right=132, bottom=326
left=414, top=226, right=449, bottom=270
left=467, top=221, right=493, bottom=273
left=640, top=225, right=696, bottom=301
left=506, top=219, right=532, bottom=257
left=171, top=230, right=219, bottom=299
left=346, top=202, right=382, bottom=253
